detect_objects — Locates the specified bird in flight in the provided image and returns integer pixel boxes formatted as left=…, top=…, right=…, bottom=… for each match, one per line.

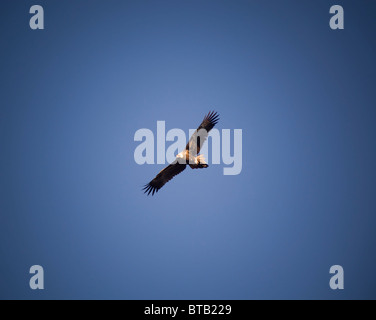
left=143, top=111, right=220, bottom=196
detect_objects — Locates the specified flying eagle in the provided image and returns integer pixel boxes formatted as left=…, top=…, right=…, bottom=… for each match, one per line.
left=143, top=111, right=219, bottom=195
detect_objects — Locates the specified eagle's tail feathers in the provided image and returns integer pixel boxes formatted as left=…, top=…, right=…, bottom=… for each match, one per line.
left=189, top=155, right=209, bottom=169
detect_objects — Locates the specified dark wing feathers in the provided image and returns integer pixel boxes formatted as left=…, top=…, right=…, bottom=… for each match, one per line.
left=185, top=111, right=219, bottom=155
left=143, top=163, right=186, bottom=196
left=198, top=110, right=220, bottom=132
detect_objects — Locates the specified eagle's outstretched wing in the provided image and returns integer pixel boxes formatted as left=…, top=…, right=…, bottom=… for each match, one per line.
left=143, top=163, right=186, bottom=196
left=185, top=111, right=219, bottom=156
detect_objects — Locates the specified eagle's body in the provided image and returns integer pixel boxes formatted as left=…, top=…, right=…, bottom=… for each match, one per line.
left=176, top=150, right=208, bottom=169
left=143, top=111, right=219, bottom=196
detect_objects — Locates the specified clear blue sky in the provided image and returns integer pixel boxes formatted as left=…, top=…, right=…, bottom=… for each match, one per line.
left=1, top=0, right=376, bottom=299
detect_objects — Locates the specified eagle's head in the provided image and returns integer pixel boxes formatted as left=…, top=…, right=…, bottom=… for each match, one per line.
left=176, top=151, right=185, bottom=159
left=175, top=151, right=188, bottom=164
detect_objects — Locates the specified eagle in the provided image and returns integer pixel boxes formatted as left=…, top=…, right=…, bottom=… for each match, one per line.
left=143, top=111, right=219, bottom=195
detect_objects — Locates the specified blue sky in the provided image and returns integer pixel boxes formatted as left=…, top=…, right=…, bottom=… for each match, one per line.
left=1, top=0, right=376, bottom=299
